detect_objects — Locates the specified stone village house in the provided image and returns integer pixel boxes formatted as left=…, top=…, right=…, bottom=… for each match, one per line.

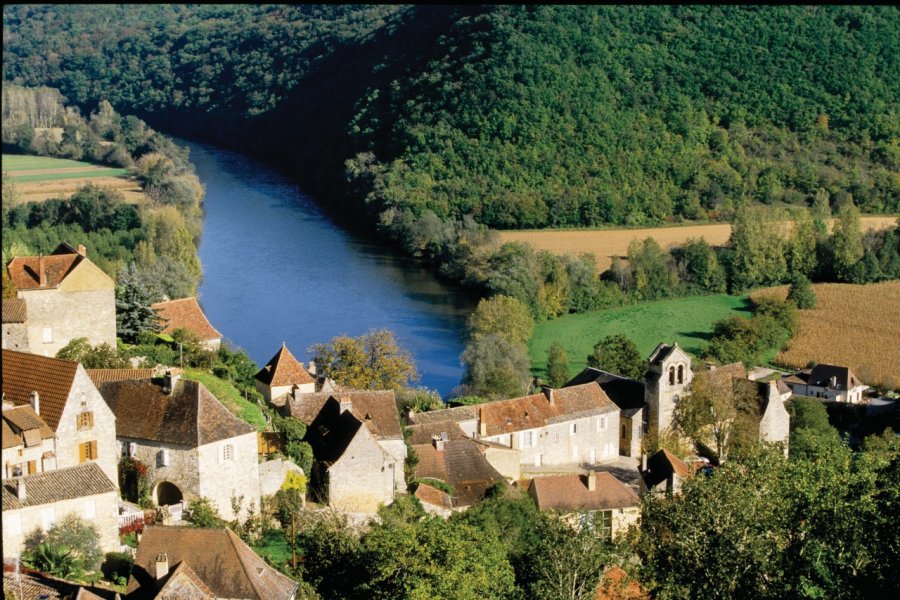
left=782, top=363, right=869, bottom=404
left=97, top=371, right=260, bottom=521
left=150, top=297, right=223, bottom=351
left=5, top=243, right=115, bottom=357
left=253, top=343, right=317, bottom=405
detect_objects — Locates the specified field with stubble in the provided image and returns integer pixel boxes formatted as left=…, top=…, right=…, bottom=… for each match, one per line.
left=752, top=281, right=900, bottom=389
left=3, top=153, right=147, bottom=203
left=499, top=217, right=898, bottom=272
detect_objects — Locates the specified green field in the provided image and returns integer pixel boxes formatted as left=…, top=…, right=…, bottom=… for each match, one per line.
left=3, top=153, right=130, bottom=182
left=529, top=294, right=753, bottom=380
left=3, top=153, right=102, bottom=171
left=12, top=169, right=130, bottom=182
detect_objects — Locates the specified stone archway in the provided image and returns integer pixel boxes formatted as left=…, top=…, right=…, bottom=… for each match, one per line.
left=155, top=481, right=183, bottom=506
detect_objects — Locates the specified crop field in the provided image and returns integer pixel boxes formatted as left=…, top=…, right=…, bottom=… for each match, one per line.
left=751, top=281, right=900, bottom=389
left=3, top=153, right=146, bottom=203
left=499, top=217, right=899, bottom=272
left=529, top=294, right=753, bottom=380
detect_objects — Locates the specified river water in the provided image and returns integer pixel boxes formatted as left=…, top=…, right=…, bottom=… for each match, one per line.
left=187, top=140, right=476, bottom=396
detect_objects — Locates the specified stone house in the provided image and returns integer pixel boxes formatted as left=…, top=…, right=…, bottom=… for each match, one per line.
left=1, top=298, right=29, bottom=351
left=641, top=448, right=693, bottom=496
left=2, top=403, right=56, bottom=478
left=126, top=525, right=298, bottom=600
left=150, top=297, right=223, bottom=351
left=527, top=472, right=641, bottom=540
left=303, top=397, right=397, bottom=513
left=282, top=389, right=407, bottom=492
left=97, top=372, right=260, bottom=521
left=405, top=405, right=479, bottom=437
left=5, top=243, right=115, bottom=357
left=565, top=368, right=645, bottom=458
left=645, top=343, right=693, bottom=438
left=254, top=343, right=316, bottom=405
left=1, top=349, right=118, bottom=486
left=1, top=462, right=119, bottom=558
left=782, top=364, right=868, bottom=404
left=407, top=419, right=520, bottom=482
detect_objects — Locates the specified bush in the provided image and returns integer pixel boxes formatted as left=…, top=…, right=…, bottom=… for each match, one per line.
left=101, top=551, right=134, bottom=584
left=787, top=275, right=817, bottom=309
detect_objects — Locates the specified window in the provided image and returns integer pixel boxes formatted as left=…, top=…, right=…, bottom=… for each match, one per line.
left=570, top=422, right=577, bottom=436
left=42, top=327, right=53, bottom=344
left=79, top=440, right=98, bottom=463
left=27, top=460, right=37, bottom=475
left=597, top=510, right=613, bottom=540
left=554, top=433, right=559, bottom=443
left=11, top=463, right=23, bottom=477
left=128, top=442, right=137, bottom=458
left=596, top=416, right=607, bottom=431
left=222, top=444, right=234, bottom=462
left=158, top=449, right=170, bottom=467
left=668, top=366, right=675, bottom=385
left=519, top=431, right=534, bottom=449
left=677, top=364, right=684, bottom=384
left=77, top=411, right=94, bottom=430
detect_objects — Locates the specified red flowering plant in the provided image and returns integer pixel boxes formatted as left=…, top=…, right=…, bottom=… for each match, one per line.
left=118, top=456, right=152, bottom=507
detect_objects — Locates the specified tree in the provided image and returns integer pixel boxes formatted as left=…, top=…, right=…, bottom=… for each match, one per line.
left=786, top=397, right=840, bottom=460
left=627, top=237, right=678, bottom=300
left=467, top=295, right=534, bottom=346
left=675, top=237, right=727, bottom=293
left=832, top=202, right=865, bottom=282
left=185, top=497, right=224, bottom=528
left=311, top=329, right=418, bottom=390
left=546, top=342, right=570, bottom=388
left=587, top=334, right=645, bottom=380
left=728, top=205, right=789, bottom=291
left=787, top=275, right=817, bottom=309
left=115, top=262, right=162, bottom=343
left=25, top=513, right=102, bottom=574
left=787, top=210, right=818, bottom=278
left=56, top=337, right=129, bottom=368
left=461, top=333, right=532, bottom=399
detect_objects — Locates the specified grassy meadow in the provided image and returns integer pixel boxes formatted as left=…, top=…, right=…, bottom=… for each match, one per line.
left=3, top=153, right=145, bottom=203
left=529, top=294, right=753, bottom=380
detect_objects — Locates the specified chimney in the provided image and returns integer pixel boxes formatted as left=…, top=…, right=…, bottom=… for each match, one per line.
left=432, top=435, right=445, bottom=452
left=77, top=244, right=87, bottom=257
left=829, top=376, right=838, bottom=389
left=586, top=472, right=597, bottom=492
left=307, top=361, right=317, bottom=376
left=478, top=411, right=487, bottom=438
left=542, top=386, right=554, bottom=405
left=29, top=391, right=40, bottom=415
left=161, top=370, right=180, bottom=395
left=339, top=397, right=352, bottom=413
left=154, top=553, right=169, bottom=580
left=16, top=478, right=26, bottom=501
left=38, top=254, right=47, bottom=287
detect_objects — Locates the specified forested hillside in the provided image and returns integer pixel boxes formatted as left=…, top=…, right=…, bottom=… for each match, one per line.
left=4, top=5, right=898, bottom=232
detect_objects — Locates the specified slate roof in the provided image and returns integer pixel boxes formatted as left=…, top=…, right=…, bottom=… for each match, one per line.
left=2, top=349, right=80, bottom=431
left=150, top=297, right=222, bottom=342
left=254, top=343, right=315, bottom=387
left=303, top=397, right=365, bottom=465
left=97, top=378, right=255, bottom=446
left=647, top=343, right=677, bottom=365
left=412, top=438, right=507, bottom=507
left=406, top=420, right=467, bottom=445
left=2, top=404, right=55, bottom=449
left=642, top=449, right=692, bottom=489
left=407, top=405, right=477, bottom=426
left=285, top=389, right=403, bottom=439
left=808, top=364, right=863, bottom=391
left=126, top=526, right=298, bottom=600
left=479, top=383, right=616, bottom=437
left=2, top=462, right=116, bottom=510
left=565, top=368, right=645, bottom=416
left=1, top=298, right=27, bottom=323
left=528, top=472, right=639, bottom=512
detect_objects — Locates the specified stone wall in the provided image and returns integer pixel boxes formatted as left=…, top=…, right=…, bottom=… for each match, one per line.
left=259, top=458, right=303, bottom=497
left=1, top=323, right=29, bottom=352
left=55, top=367, right=119, bottom=486
left=329, top=427, right=394, bottom=513
left=197, top=431, right=261, bottom=521
left=619, top=411, right=643, bottom=458
left=1, top=490, right=119, bottom=557
left=377, top=438, right=408, bottom=491
left=21, top=287, right=115, bottom=357
left=759, top=394, right=790, bottom=454
left=646, top=350, right=693, bottom=436
left=1, top=436, right=55, bottom=478
left=124, top=439, right=200, bottom=505
left=481, top=446, right=520, bottom=481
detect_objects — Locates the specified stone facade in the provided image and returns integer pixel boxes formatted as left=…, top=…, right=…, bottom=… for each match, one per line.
left=619, top=411, right=642, bottom=458
left=18, top=267, right=115, bottom=358
left=122, top=438, right=200, bottom=507
left=1, top=322, right=29, bottom=352
left=378, top=438, right=408, bottom=492
left=326, top=426, right=395, bottom=513
left=758, top=381, right=791, bottom=454
left=645, top=344, right=693, bottom=437
left=196, top=432, right=260, bottom=521
left=258, top=458, right=304, bottom=497
left=1, top=429, right=55, bottom=479
left=477, top=443, right=520, bottom=482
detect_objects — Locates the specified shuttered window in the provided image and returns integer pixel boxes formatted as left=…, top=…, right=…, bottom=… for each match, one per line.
left=77, top=412, right=94, bottom=430
left=27, top=460, right=37, bottom=475
left=79, top=441, right=98, bottom=463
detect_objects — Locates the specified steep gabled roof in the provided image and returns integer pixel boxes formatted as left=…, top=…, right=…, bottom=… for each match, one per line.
left=2, top=404, right=55, bottom=449
left=303, top=397, right=365, bottom=465
left=150, top=297, right=222, bottom=342
left=154, top=561, right=215, bottom=600
left=808, top=364, right=863, bottom=391
left=254, top=343, right=315, bottom=387
left=285, top=389, right=403, bottom=439
left=1, top=349, right=80, bottom=431
left=413, top=438, right=507, bottom=507
left=98, top=378, right=255, bottom=446
left=2, top=462, right=116, bottom=510
left=528, top=472, right=639, bottom=512
left=642, top=449, right=692, bottom=489
left=1, top=298, right=27, bottom=323
left=414, top=483, right=453, bottom=510
left=479, top=383, right=616, bottom=437
left=5, top=243, right=99, bottom=291
left=126, top=526, right=298, bottom=600
left=565, top=368, right=645, bottom=414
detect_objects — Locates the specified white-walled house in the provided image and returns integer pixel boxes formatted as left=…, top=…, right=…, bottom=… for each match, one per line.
left=782, top=364, right=868, bottom=403
left=97, top=372, right=260, bottom=521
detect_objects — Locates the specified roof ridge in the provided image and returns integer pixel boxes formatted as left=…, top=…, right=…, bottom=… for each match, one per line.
left=226, top=528, right=269, bottom=600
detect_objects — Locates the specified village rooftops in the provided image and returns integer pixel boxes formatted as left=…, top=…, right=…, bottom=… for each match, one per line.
left=1, top=462, right=116, bottom=510
left=5, top=243, right=90, bottom=290
left=2, top=404, right=55, bottom=450
left=150, top=297, right=222, bottom=342
left=2, top=572, right=116, bottom=600
left=528, top=472, right=639, bottom=512
left=284, top=389, right=403, bottom=439
left=2, top=349, right=80, bottom=431
left=86, top=367, right=182, bottom=387
left=254, top=343, right=315, bottom=388
left=97, top=377, right=255, bottom=446
left=407, top=404, right=477, bottom=426
left=406, top=420, right=468, bottom=445
left=805, top=364, right=863, bottom=391
left=413, top=437, right=507, bottom=507
left=642, top=448, right=693, bottom=489
left=565, top=368, right=645, bottom=416
left=126, top=525, right=298, bottom=600
left=1, top=298, right=27, bottom=323
left=478, top=383, right=616, bottom=437
left=303, top=397, right=365, bottom=465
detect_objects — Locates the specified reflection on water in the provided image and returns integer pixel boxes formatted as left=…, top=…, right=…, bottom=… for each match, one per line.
left=188, top=140, right=476, bottom=396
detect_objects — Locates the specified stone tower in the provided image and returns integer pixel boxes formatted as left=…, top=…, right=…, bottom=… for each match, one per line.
left=644, top=342, right=693, bottom=437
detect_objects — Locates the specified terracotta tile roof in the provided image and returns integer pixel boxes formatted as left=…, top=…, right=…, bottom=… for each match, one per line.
left=414, top=483, right=453, bottom=510
left=285, top=389, right=403, bottom=439
left=408, top=405, right=477, bottom=426
left=150, top=297, right=222, bottom=342
left=479, top=383, right=616, bottom=437
left=3, top=573, right=73, bottom=600
left=406, top=420, right=467, bottom=445
left=703, top=361, right=748, bottom=385
left=126, top=526, right=298, bottom=600
left=2, top=349, right=79, bottom=431
left=97, top=378, right=255, bottom=446
left=643, top=449, right=693, bottom=489
left=73, top=588, right=109, bottom=600
left=565, top=368, right=645, bottom=413
left=595, top=565, right=648, bottom=600
left=1, top=298, right=27, bottom=323
left=303, top=398, right=365, bottom=465
left=87, top=368, right=154, bottom=386
left=413, top=438, right=507, bottom=506
left=2, top=405, right=55, bottom=449
left=254, top=343, right=314, bottom=387
left=6, top=251, right=83, bottom=290
left=528, top=472, right=639, bottom=512
left=154, top=561, right=215, bottom=600
left=2, top=462, right=116, bottom=510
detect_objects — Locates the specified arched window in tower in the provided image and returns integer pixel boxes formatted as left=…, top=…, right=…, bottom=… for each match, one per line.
left=668, top=366, right=675, bottom=385
left=677, top=364, right=684, bottom=384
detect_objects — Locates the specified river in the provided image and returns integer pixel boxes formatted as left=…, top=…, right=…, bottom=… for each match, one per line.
left=187, top=140, right=476, bottom=396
